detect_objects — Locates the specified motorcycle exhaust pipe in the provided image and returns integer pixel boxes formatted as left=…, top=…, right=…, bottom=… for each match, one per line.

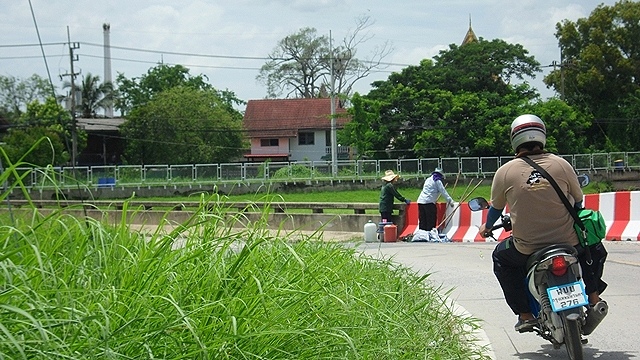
left=583, top=300, right=608, bottom=335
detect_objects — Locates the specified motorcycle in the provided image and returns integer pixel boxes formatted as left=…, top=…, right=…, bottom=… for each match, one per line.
left=468, top=193, right=608, bottom=360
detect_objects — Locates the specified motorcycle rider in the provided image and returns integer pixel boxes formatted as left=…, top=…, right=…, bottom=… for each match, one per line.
left=478, top=114, right=608, bottom=332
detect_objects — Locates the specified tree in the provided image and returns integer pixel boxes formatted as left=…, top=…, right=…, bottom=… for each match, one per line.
left=0, top=74, right=52, bottom=122
left=2, top=126, right=67, bottom=167
left=64, top=73, right=114, bottom=118
left=257, top=16, right=391, bottom=99
left=339, top=93, right=386, bottom=159
left=115, top=64, right=241, bottom=116
left=545, top=0, right=640, bottom=151
left=120, top=87, right=246, bottom=165
left=526, top=99, right=592, bottom=154
left=343, top=40, right=545, bottom=158
left=2, top=97, right=86, bottom=166
left=432, top=39, right=541, bottom=96
left=614, top=89, right=640, bottom=151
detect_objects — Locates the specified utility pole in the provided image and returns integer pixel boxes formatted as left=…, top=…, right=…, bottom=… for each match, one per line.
left=328, top=32, right=350, bottom=177
left=549, top=48, right=567, bottom=101
left=61, top=26, right=80, bottom=165
left=329, top=31, right=338, bottom=177
left=550, top=60, right=566, bottom=101
left=560, top=48, right=566, bottom=101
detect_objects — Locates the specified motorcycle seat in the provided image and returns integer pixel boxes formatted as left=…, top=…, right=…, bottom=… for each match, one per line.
left=526, top=244, right=578, bottom=270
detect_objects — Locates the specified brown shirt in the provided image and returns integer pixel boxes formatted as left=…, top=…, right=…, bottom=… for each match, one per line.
left=491, top=153, right=583, bottom=255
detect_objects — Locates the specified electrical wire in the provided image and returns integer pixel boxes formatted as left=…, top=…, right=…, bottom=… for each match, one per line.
left=0, top=42, right=67, bottom=48
left=28, top=0, right=56, bottom=98
left=79, top=41, right=271, bottom=61
left=78, top=53, right=262, bottom=71
left=24, top=1, right=92, bottom=222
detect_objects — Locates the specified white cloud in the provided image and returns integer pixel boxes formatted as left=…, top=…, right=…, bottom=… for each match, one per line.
left=391, top=45, right=447, bottom=68
left=0, top=0, right=621, bottom=104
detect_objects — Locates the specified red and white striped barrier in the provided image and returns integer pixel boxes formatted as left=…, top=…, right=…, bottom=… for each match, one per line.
left=585, top=191, right=640, bottom=241
left=441, top=191, right=640, bottom=242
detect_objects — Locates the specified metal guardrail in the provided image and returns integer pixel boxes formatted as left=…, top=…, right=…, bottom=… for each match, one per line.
left=11, top=151, right=640, bottom=189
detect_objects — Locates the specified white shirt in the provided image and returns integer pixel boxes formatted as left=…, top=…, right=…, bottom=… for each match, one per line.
left=417, top=175, right=453, bottom=204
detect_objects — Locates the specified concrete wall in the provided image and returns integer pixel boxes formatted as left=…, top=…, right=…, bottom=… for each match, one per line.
left=24, top=208, right=392, bottom=234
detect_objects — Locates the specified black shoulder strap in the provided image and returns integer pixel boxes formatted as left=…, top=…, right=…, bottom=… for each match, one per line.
left=520, top=156, right=592, bottom=263
left=520, top=156, right=584, bottom=231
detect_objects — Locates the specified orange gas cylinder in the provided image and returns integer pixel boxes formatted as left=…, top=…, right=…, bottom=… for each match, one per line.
left=383, top=223, right=397, bottom=242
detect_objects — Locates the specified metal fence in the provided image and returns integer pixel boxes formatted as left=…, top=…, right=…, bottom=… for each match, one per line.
left=14, top=152, right=640, bottom=189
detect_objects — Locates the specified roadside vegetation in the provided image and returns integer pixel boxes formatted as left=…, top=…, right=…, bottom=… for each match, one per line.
left=0, top=158, right=490, bottom=359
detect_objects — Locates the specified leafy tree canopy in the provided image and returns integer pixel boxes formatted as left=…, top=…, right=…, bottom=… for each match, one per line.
left=342, top=39, right=559, bottom=159
left=63, top=73, right=114, bottom=118
left=2, top=97, right=86, bottom=166
left=121, top=87, right=246, bottom=165
left=116, top=64, right=243, bottom=116
left=546, top=0, right=640, bottom=151
left=0, top=74, right=52, bottom=122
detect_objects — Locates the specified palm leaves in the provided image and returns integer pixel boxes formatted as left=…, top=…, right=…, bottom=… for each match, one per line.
left=63, top=73, right=114, bottom=118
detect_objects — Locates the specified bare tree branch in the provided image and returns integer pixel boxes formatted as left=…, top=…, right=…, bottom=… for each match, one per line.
left=257, top=16, right=392, bottom=99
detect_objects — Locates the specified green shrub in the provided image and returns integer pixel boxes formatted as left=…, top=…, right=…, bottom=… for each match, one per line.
left=272, top=164, right=317, bottom=179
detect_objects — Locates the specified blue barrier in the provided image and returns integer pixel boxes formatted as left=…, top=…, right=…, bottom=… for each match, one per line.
left=97, top=177, right=116, bottom=188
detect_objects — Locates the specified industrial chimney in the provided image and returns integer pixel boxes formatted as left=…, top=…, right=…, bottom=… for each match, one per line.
left=103, top=23, right=113, bottom=117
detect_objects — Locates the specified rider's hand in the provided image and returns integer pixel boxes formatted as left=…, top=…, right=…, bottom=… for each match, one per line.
left=478, top=223, right=491, bottom=238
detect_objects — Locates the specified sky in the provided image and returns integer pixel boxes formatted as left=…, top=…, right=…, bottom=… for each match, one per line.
left=0, top=0, right=620, bottom=113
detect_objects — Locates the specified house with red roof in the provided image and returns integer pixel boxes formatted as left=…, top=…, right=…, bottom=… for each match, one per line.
left=243, top=98, right=350, bottom=162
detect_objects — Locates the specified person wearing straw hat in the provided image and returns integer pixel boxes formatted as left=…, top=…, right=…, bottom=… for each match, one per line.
left=417, top=167, right=454, bottom=231
left=379, top=170, right=410, bottom=222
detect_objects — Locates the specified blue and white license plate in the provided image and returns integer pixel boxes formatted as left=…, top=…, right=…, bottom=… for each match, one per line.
left=547, top=281, right=588, bottom=312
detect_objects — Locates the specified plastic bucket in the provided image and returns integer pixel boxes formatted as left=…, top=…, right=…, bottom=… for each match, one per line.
left=377, top=221, right=389, bottom=241
left=383, top=224, right=397, bottom=242
left=614, top=159, right=624, bottom=171
left=364, top=220, right=378, bottom=242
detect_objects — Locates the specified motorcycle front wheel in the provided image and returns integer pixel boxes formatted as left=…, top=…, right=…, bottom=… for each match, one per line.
left=562, top=312, right=583, bottom=360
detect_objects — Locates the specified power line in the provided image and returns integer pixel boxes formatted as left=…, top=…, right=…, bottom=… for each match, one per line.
left=78, top=53, right=263, bottom=71
left=79, top=41, right=272, bottom=61
left=0, top=42, right=67, bottom=48
left=0, top=54, right=66, bottom=60
left=1, top=39, right=414, bottom=68
left=79, top=41, right=414, bottom=67
left=27, top=0, right=56, bottom=98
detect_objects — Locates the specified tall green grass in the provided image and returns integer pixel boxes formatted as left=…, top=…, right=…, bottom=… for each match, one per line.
left=0, top=204, right=489, bottom=359
left=0, top=148, right=489, bottom=359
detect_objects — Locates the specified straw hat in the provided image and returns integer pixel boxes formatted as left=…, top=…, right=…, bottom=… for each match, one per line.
left=381, top=170, right=399, bottom=182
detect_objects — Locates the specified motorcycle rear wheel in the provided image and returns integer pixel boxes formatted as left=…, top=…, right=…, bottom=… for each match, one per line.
left=562, top=313, right=583, bottom=360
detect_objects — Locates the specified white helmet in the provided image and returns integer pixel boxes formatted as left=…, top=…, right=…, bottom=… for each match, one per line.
left=510, top=114, right=546, bottom=152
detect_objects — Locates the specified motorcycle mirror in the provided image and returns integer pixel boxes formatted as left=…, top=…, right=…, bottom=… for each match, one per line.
left=577, top=174, right=590, bottom=187
left=468, top=197, right=489, bottom=211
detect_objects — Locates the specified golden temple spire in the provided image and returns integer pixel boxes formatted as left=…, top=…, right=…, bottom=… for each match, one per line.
left=462, top=14, right=478, bottom=45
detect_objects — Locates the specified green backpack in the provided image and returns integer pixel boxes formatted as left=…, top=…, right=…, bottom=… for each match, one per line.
left=573, top=209, right=606, bottom=246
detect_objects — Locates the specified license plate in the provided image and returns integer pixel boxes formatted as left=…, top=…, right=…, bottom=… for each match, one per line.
left=547, top=281, right=588, bottom=312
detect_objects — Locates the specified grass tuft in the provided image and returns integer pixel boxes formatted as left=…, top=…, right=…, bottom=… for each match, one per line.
left=0, top=158, right=489, bottom=359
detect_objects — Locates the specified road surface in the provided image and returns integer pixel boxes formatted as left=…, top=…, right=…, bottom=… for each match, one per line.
left=359, top=240, right=640, bottom=360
